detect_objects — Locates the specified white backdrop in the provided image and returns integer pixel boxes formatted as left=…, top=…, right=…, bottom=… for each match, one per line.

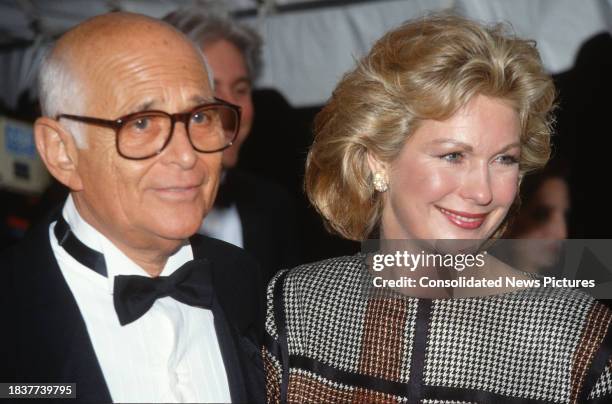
left=0, top=0, right=610, bottom=109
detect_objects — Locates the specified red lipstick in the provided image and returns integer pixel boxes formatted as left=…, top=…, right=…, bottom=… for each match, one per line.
left=437, top=206, right=488, bottom=230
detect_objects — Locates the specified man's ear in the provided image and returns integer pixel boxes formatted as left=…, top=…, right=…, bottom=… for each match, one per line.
left=34, top=117, right=83, bottom=191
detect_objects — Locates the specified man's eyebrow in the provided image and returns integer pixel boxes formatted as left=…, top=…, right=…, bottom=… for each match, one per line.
left=131, top=101, right=155, bottom=114
left=212, top=78, right=252, bottom=89
left=233, top=77, right=251, bottom=86
left=126, top=94, right=215, bottom=115
left=192, top=95, right=215, bottom=104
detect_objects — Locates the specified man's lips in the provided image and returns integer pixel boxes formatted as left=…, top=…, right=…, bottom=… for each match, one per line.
left=437, top=206, right=489, bottom=230
left=152, top=184, right=201, bottom=199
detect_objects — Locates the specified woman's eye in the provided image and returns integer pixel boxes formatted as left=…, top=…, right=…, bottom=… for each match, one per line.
left=440, top=152, right=463, bottom=163
left=497, top=155, right=519, bottom=165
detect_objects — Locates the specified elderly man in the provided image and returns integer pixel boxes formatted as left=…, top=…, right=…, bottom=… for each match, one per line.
left=163, top=9, right=301, bottom=282
left=0, top=12, right=264, bottom=404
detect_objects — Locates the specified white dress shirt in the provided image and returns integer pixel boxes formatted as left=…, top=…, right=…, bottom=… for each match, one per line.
left=199, top=204, right=244, bottom=248
left=198, top=171, right=244, bottom=248
left=49, top=195, right=231, bottom=403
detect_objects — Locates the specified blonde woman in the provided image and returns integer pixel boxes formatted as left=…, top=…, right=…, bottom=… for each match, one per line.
left=263, top=15, right=612, bottom=403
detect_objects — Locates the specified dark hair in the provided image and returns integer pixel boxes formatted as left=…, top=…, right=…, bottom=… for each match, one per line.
left=519, top=158, right=569, bottom=206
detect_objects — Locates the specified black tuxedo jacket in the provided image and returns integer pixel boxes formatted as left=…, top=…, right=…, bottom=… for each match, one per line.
left=0, top=219, right=265, bottom=403
left=219, top=169, right=302, bottom=284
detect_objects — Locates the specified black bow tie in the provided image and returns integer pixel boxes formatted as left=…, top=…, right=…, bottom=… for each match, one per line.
left=55, top=215, right=214, bottom=326
left=113, top=259, right=214, bottom=326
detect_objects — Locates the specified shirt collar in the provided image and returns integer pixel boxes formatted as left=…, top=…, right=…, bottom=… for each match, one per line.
left=61, top=194, right=194, bottom=293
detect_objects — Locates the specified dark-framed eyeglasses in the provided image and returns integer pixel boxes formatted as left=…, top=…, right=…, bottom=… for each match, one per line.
left=55, top=98, right=241, bottom=160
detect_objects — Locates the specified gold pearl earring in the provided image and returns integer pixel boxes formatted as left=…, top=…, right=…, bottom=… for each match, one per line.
left=373, top=172, right=388, bottom=192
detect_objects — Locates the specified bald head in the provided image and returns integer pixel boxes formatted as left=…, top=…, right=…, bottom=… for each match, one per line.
left=38, top=12, right=211, bottom=147
left=34, top=12, right=225, bottom=269
left=54, top=12, right=205, bottom=67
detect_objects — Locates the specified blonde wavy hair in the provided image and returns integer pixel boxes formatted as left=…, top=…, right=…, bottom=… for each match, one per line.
left=305, top=14, right=556, bottom=241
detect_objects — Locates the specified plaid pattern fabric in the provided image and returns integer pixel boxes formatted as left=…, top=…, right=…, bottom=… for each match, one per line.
left=263, top=254, right=612, bottom=403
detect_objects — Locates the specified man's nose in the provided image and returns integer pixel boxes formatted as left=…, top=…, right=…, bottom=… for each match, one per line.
left=546, top=212, right=568, bottom=239
left=161, top=122, right=197, bottom=168
left=460, top=162, right=493, bottom=205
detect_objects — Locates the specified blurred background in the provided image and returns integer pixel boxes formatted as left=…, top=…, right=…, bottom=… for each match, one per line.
left=1, top=0, right=611, bottom=262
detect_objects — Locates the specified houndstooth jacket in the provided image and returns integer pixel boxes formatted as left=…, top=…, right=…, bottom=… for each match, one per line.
left=263, top=254, right=612, bottom=403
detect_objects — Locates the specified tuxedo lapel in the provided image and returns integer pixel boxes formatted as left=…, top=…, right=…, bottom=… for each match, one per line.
left=235, top=199, right=260, bottom=257
left=190, top=234, right=266, bottom=403
left=11, top=221, right=111, bottom=403
left=211, top=297, right=247, bottom=402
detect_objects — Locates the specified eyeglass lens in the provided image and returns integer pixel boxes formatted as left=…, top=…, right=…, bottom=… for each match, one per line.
left=118, top=105, right=238, bottom=158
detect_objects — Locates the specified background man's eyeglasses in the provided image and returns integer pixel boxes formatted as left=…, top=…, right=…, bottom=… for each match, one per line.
left=56, top=98, right=241, bottom=160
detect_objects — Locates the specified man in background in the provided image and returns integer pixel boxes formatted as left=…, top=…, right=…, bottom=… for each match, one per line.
left=164, top=7, right=301, bottom=282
